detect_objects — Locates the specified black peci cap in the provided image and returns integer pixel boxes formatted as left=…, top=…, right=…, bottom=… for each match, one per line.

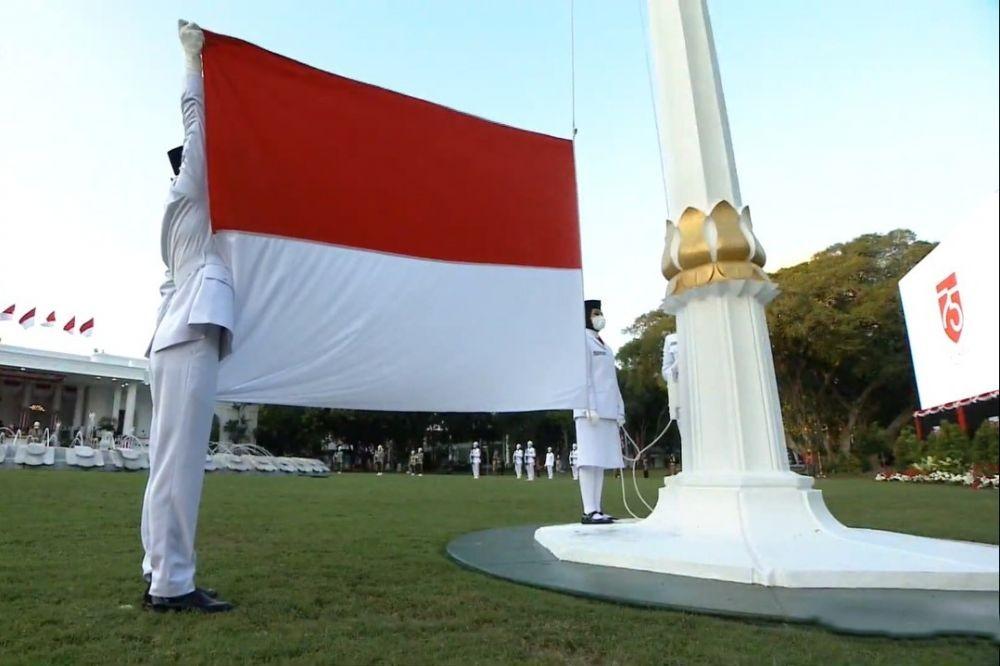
left=167, top=146, right=183, bottom=176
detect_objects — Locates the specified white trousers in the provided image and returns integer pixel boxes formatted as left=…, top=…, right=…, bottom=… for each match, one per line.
left=526, top=463, right=535, bottom=481
left=472, top=462, right=480, bottom=479
left=514, top=461, right=523, bottom=479
left=546, top=464, right=554, bottom=479
left=141, top=329, right=219, bottom=598
left=571, top=464, right=579, bottom=480
left=578, top=466, right=605, bottom=514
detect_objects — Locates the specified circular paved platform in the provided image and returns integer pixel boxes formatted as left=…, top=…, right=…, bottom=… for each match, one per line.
left=446, top=526, right=1000, bottom=641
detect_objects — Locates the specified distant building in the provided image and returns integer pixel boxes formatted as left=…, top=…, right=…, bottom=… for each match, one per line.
left=0, top=344, right=256, bottom=444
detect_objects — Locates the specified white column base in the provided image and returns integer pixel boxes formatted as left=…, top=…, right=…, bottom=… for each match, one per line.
left=535, top=481, right=1000, bottom=591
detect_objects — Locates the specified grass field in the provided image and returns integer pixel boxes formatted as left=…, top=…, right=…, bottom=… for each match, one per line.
left=0, top=470, right=997, bottom=665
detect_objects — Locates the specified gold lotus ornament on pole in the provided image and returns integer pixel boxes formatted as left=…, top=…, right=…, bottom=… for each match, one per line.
left=661, top=200, right=770, bottom=296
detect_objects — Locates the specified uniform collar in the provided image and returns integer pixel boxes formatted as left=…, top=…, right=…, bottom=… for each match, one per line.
left=587, top=328, right=607, bottom=347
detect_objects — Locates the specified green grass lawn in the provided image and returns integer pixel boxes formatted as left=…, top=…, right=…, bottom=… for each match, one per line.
left=0, top=471, right=997, bottom=665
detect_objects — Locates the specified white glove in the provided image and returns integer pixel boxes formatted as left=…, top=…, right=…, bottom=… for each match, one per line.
left=178, top=19, right=205, bottom=72
left=617, top=415, right=626, bottom=427
left=586, top=410, right=599, bottom=423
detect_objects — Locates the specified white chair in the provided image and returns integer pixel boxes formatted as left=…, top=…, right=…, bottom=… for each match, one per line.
left=248, top=455, right=277, bottom=473
left=98, top=432, right=116, bottom=450
left=275, top=458, right=298, bottom=473
left=114, top=434, right=149, bottom=471
left=0, top=428, right=14, bottom=465
left=220, top=452, right=251, bottom=472
left=65, top=443, right=105, bottom=469
left=14, top=430, right=55, bottom=467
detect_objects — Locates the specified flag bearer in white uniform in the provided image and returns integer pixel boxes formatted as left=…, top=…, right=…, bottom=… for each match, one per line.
left=569, top=443, right=580, bottom=480
left=470, top=442, right=481, bottom=479
left=513, top=444, right=524, bottom=479
left=544, top=447, right=555, bottom=479
left=574, top=299, right=625, bottom=525
left=525, top=441, right=537, bottom=481
left=141, top=20, right=235, bottom=613
left=661, top=333, right=681, bottom=421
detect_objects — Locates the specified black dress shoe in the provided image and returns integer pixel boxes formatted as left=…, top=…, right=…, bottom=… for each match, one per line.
left=143, top=585, right=218, bottom=608
left=149, top=588, right=233, bottom=613
left=581, top=511, right=614, bottom=525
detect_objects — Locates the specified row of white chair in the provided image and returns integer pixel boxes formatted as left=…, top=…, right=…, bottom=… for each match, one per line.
left=0, top=430, right=329, bottom=476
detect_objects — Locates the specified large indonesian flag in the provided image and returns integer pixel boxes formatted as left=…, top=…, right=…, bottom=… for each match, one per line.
left=203, top=32, right=587, bottom=411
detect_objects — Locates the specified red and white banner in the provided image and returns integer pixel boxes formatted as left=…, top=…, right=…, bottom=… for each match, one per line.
left=79, top=318, right=95, bottom=338
left=1, top=304, right=13, bottom=321
left=42, top=311, right=57, bottom=327
left=203, top=31, right=586, bottom=411
left=63, top=316, right=76, bottom=333
left=900, top=194, right=999, bottom=409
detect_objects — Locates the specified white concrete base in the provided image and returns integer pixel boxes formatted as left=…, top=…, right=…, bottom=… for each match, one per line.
left=535, top=475, right=1000, bottom=591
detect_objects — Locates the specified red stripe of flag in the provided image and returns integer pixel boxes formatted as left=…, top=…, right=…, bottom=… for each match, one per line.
left=203, top=31, right=581, bottom=270
left=1, top=304, right=14, bottom=320
left=42, top=311, right=57, bottom=327
left=63, top=316, right=76, bottom=333
left=79, top=318, right=95, bottom=337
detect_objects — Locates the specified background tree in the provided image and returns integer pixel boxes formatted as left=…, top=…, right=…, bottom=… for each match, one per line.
left=767, top=229, right=933, bottom=458
left=970, top=420, right=999, bottom=468
left=616, top=309, right=678, bottom=457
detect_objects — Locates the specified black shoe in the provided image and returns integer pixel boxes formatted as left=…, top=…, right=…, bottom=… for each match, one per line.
left=143, top=584, right=218, bottom=608
left=148, top=588, right=233, bottom=613
left=581, top=511, right=614, bottom=525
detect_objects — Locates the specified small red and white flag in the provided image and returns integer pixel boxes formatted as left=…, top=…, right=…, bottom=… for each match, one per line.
left=1, top=304, right=14, bottom=321
left=42, top=311, right=57, bottom=327
left=19, top=307, right=36, bottom=329
left=63, top=316, right=76, bottom=334
left=79, top=318, right=95, bottom=338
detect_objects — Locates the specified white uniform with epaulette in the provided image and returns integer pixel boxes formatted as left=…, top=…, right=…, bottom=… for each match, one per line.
left=140, top=22, right=236, bottom=600
left=544, top=448, right=555, bottom=479
left=513, top=445, right=524, bottom=479
left=525, top=442, right=536, bottom=481
left=573, top=300, right=625, bottom=524
left=470, top=443, right=481, bottom=479
left=569, top=444, right=579, bottom=480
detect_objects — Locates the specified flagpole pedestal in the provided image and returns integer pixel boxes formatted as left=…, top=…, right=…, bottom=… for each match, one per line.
left=535, top=276, right=1000, bottom=591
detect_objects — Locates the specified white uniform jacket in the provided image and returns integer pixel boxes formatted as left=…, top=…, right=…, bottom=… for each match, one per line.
left=147, top=72, right=235, bottom=359
left=569, top=450, right=579, bottom=466
left=662, top=338, right=680, bottom=383
left=544, top=452, right=555, bottom=467
left=513, top=449, right=524, bottom=463
left=470, top=449, right=481, bottom=464
left=573, top=329, right=625, bottom=421
left=525, top=447, right=536, bottom=462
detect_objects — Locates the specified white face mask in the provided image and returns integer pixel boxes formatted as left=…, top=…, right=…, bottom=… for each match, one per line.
left=591, top=315, right=606, bottom=331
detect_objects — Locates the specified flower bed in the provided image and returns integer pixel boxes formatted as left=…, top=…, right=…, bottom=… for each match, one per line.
left=875, top=458, right=999, bottom=489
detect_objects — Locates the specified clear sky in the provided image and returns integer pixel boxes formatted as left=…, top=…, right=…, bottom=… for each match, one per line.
left=1, top=0, right=997, bottom=357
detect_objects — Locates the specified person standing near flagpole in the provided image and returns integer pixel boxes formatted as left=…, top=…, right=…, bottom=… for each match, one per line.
left=525, top=441, right=537, bottom=481
left=140, top=20, right=235, bottom=613
left=470, top=442, right=481, bottom=479
left=574, top=299, right=625, bottom=525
